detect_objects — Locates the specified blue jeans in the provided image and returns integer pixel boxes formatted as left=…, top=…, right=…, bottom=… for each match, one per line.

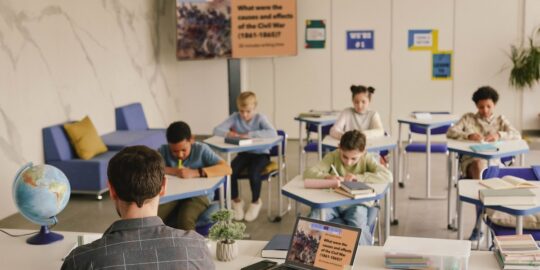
left=309, top=205, right=374, bottom=246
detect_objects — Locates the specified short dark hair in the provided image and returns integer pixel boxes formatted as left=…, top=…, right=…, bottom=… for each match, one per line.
left=166, top=121, right=191, bottom=143
left=339, top=130, right=366, bottom=151
left=472, top=86, right=499, bottom=104
left=107, top=146, right=165, bottom=208
left=350, top=85, right=375, bottom=100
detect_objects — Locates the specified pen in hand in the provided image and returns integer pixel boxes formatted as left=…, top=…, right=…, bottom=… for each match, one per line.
left=330, top=165, right=342, bottom=181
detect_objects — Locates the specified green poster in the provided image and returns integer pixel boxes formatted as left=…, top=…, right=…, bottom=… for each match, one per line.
left=305, top=20, right=326, bottom=49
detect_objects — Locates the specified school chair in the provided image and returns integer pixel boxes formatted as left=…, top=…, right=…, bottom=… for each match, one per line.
left=303, top=124, right=332, bottom=167
left=481, top=166, right=540, bottom=243
left=239, top=130, right=289, bottom=222
left=400, top=112, right=452, bottom=188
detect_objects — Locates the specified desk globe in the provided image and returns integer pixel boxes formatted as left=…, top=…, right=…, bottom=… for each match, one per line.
left=12, top=163, right=70, bottom=244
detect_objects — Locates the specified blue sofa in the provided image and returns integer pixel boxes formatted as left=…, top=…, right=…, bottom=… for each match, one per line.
left=42, top=124, right=118, bottom=199
left=101, top=103, right=166, bottom=150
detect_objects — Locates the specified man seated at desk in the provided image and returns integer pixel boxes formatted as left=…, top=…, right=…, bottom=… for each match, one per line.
left=62, top=146, right=215, bottom=270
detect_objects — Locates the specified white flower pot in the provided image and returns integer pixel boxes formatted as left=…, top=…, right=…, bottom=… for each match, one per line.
left=216, top=240, right=238, bottom=261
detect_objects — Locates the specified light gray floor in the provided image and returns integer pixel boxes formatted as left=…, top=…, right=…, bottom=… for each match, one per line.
left=2, top=140, right=540, bottom=246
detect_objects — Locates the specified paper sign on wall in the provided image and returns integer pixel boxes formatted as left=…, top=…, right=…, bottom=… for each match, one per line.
left=408, top=29, right=438, bottom=51
left=432, top=51, right=452, bottom=80
left=346, top=30, right=374, bottom=50
left=305, top=20, right=326, bottom=49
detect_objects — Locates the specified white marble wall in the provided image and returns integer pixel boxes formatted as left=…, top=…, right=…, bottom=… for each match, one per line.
left=0, top=0, right=229, bottom=219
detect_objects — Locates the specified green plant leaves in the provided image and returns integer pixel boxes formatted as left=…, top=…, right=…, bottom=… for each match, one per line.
left=208, top=209, right=246, bottom=242
left=509, top=38, right=540, bottom=89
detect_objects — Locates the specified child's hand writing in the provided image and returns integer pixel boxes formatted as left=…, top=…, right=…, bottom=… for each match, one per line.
left=467, top=133, right=483, bottom=142
left=343, top=174, right=357, bottom=182
left=324, top=175, right=343, bottom=181
left=484, top=133, right=499, bottom=142
left=177, top=168, right=200, bottom=178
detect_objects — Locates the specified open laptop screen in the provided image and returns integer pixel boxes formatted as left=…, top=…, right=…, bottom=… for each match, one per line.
left=285, top=217, right=361, bottom=270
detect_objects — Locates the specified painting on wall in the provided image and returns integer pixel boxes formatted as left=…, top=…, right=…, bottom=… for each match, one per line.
left=176, top=0, right=232, bottom=60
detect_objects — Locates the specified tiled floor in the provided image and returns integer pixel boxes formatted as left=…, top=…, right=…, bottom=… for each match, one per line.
left=2, top=140, right=539, bottom=247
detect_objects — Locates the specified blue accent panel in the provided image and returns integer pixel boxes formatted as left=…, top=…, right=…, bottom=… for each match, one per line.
left=534, top=166, right=540, bottom=180
left=405, top=143, right=448, bottom=153
left=410, top=124, right=451, bottom=135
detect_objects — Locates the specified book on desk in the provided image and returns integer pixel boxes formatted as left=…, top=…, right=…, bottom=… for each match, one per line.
left=261, top=234, right=291, bottom=259
left=224, top=137, right=253, bottom=146
left=479, top=188, right=535, bottom=206
left=480, top=176, right=538, bottom=190
left=334, top=186, right=376, bottom=199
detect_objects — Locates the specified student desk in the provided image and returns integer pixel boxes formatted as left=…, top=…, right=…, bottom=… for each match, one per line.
left=281, top=175, right=391, bottom=243
left=457, top=180, right=540, bottom=239
left=0, top=230, right=499, bottom=270
left=396, top=114, right=458, bottom=200
left=294, top=114, right=338, bottom=173
left=322, top=136, right=400, bottom=224
left=160, top=175, right=226, bottom=208
left=203, top=136, right=285, bottom=215
left=446, top=139, right=530, bottom=230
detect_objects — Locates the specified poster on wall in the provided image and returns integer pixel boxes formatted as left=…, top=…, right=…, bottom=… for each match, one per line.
left=346, top=30, right=374, bottom=50
left=408, top=29, right=438, bottom=51
left=305, top=20, right=326, bottom=49
left=176, top=0, right=232, bottom=60
left=231, top=0, right=297, bottom=58
left=432, top=51, right=452, bottom=80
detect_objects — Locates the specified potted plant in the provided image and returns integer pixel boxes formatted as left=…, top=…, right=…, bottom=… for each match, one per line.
left=509, top=38, right=540, bottom=89
left=208, top=209, right=246, bottom=261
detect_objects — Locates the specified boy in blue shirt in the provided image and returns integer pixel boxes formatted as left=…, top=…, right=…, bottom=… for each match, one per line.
left=158, top=121, right=231, bottom=230
left=213, top=91, right=277, bottom=222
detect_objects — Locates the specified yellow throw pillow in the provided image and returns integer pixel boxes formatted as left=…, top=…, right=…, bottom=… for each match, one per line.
left=63, top=116, right=108, bottom=160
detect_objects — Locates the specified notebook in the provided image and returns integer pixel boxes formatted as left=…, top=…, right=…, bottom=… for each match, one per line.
left=261, top=234, right=291, bottom=259
left=479, top=176, right=538, bottom=190
left=266, top=216, right=361, bottom=270
left=470, top=143, right=499, bottom=152
left=224, top=136, right=253, bottom=146
left=479, top=188, right=536, bottom=206
left=340, top=181, right=375, bottom=195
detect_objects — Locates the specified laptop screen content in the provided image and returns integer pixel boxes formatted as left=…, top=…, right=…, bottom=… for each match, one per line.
left=285, top=217, right=361, bottom=270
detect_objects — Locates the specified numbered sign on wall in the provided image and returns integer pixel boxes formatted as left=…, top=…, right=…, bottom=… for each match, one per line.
left=346, top=30, right=374, bottom=50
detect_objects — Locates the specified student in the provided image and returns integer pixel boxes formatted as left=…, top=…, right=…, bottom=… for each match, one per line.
left=62, top=146, right=215, bottom=270
left=303, top=130, right=392, bottom=246
left=158, top=121, right=231, bottom=230
left=330, top=85, right=385, bottom=140
left=447, top=86, right=521, bottom=179
left=213, top=91, right=277, bottom=222
left=446, top=86, right=520, bottom=241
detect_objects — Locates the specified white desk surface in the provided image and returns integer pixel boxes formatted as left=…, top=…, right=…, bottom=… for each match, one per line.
left=0, top=229, right=499, bottom=270
left=160, top=175, right=225, bottom=204
left=447, top=139, right=529, bottom=159
left=281, top=175, right=389, bottom=208
left=294, top=114, right=338, bottom=125
left=458, top=180, right=540, bottom=215
left=203, top=135, right=281, bottom=153
left=397, top=114, right=459, bottom=126
left=322, top=135, right=397, bottom=152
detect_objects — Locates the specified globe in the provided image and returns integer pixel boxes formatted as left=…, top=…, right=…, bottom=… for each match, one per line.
left=12, top=163, right=70, bottom=244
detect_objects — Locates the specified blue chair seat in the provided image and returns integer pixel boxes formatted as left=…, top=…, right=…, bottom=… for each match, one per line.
left=485, top=218, right=540, bottom=240
left=304, top=141, right=320, bottom=152
left=404, top=142, right=447, bottom=153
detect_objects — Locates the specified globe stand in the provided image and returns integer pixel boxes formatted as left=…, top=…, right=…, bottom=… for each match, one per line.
left=26, top=225, right=64, bottom=245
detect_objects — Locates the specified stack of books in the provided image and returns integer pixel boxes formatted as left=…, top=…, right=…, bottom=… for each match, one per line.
left=224, top=136, right=253, bottom=146
left=493, top=234, right=540, bottom=269
left=385, top=256, right=430, bottom=269
left=333, top=181, right=375, bottom=199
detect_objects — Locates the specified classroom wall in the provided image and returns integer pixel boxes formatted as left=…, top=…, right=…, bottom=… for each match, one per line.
left=0, top=0, right=228, bottom=219
left=247, top=0, right=539, bottom=138
left=522, top=0, right=540, bottom=131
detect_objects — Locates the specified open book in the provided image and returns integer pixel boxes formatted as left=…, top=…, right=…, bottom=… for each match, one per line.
left=479, top=175, right=538, bottom=190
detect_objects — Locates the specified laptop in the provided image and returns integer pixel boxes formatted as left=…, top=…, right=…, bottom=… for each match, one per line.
left=269, top=216, right=362, bottom=270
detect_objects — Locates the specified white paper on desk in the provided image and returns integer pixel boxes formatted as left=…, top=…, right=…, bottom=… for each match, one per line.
left=412, top=112, right=432, bottom=120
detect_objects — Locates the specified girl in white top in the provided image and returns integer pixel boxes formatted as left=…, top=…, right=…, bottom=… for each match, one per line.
left=330, top=85, right=385, bottom=140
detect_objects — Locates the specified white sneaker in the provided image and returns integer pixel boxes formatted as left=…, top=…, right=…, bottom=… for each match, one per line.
left=244, top=199, right=263, bottom=222
left=232, top=200, right=245, bottom=221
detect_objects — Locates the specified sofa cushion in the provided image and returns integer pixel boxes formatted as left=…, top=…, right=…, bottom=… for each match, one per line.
left=115, top=103, right=149, bottom=131
left=102, top=130, right=166, bottom=150
left=63, top=116, right=108, bottom=160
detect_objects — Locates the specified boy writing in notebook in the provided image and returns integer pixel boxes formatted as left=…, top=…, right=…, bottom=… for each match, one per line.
left=158, top=121, right=231, bottom=231
left=213, top=91, right=277, bottom=222
left=304, top=130, right=392, bottom=245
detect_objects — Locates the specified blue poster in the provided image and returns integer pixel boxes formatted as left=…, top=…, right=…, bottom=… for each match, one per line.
left=432, top=51, right=452, bottom=80
left=346, top=30, right=374, bottom=50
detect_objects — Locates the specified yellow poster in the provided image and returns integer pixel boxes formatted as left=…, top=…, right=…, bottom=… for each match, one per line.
left=231, top=0, right=297, bottom=58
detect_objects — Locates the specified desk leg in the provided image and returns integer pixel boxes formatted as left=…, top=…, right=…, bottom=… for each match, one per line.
left=385, top=187, right=390, bottom=244
left=299, top=122, right=304, bottom=177
left=317, top=125, right=322, bottom=160
left=516, top=216, right=523, bottom=235
left=391, top=146, right=399, bottom=225
left=410, top=127, right=445, bottom=200
left=457, top=192, right=463, bottom=240
left=397, top=123, right=403, bottom=188
left=219, top=184, right=225, bottom=209
left=320, top=208, right=326, bottom=221
left=226, top=153, right=232, bottom=210
left=447, top=152, right=454, bottom=230
left=520, top=154, right=525, bottom=166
